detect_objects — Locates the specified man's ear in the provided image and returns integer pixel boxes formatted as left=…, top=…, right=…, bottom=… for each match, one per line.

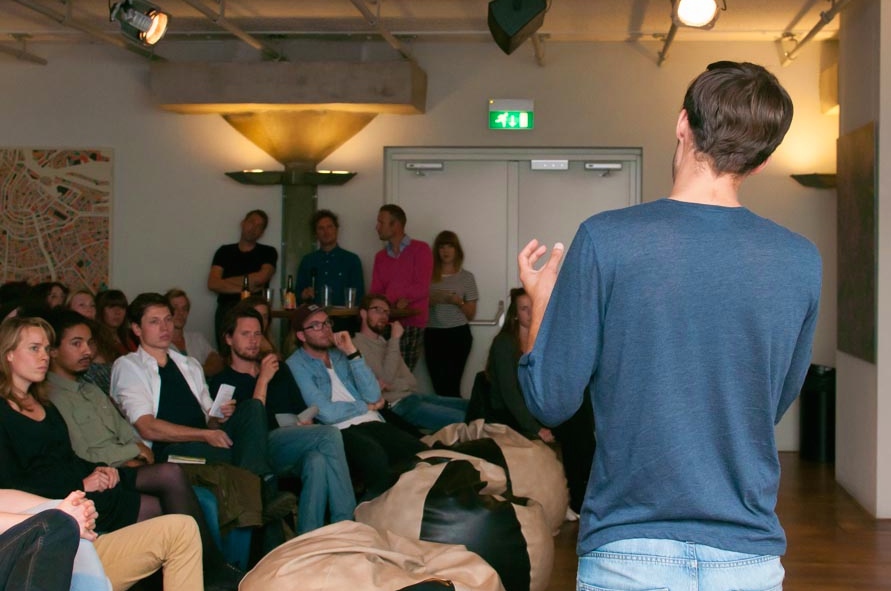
left=130, top=322, right=142, bottom=339
left=359, top=309, right=368, bottom=325
left=749, top=158, right=770, bottom=176
left=295, top=330, right=306, bottom=345
left=676, top=109, right=691, bottom=142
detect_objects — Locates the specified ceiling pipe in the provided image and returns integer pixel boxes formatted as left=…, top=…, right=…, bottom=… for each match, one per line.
left=780, top=0, right=851, bottom=66
left=0, top=37, right=47, bottom=65
left=531, top=33, right=545, bottom=66
left=348, top=0, right=417, bottom=64
left=12, top=0, right=164, bottom=60
left=657, top=22, right=678, bottom=67
left=178, top=0, right=285, bottom=61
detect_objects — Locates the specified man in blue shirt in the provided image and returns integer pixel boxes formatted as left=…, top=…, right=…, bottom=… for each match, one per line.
left=296, top=209, right=364, bottom=307
left=518, top=61, right=822, bottom=591
left=284, top=304, right=426, bottom=500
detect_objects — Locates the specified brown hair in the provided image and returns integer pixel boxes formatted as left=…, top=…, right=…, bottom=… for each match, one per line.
left=431, top=230, right=465, bottom=283
left=682, top=61, right=793, bottom=176
left=0, top=316, right=54, bottom=410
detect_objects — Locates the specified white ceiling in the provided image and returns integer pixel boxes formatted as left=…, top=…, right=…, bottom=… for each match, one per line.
left=0, top=0, right=844, bottom=57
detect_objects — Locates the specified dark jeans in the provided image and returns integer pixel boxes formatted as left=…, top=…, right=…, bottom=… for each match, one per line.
left=340, top=421, right=428, bottom=500
left=159, top=398, right=273, bottom=477
left=424, top=324, right=473, bottom=398
left=0, top=509, right=79, bottom=591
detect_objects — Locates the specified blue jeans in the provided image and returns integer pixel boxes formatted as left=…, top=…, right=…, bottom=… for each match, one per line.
left=267, top=424, right=356, bottom=534
left=577, top=538, right=784, bottom=591
left=391, top=393, right=469, bottom=431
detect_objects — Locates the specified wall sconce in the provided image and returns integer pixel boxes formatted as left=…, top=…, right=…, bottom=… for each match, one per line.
left=225, top=169, right=357, bottom=186
left=673, top=0, right=724, bottom=30
left=791, top=174, right=837, bottom=189
left=110, top=0, right=170, bottom=46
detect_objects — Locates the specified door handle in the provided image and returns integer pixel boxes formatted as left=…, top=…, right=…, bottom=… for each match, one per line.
left=469, top=300, right=505, bottom=327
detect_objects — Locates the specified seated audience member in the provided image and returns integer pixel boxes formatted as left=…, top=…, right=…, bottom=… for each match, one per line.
left=483, top=288, right=553, bottom=441
left=3, top=488, right=205, bottom=591
left=96, top=289, right=137, bottom=356
left=237, top=295, right=279, bottom=358
left=353, top=294, right=468, bottom=431
left=28, top=281, right=69, bottom=311
left=66, top=289, right=97, bottom=320
left=209, top=307, right=356, bottom=533
left=0, top=314, right=241, bottom=590
left=483, top=288, right=595, bottom=514
left=165, top=288, right=225, bottom=378
left=0, top=490, right=83, bottom=591
left=66, top=289, right=116, bottom=395
left=284, top=304, right=428, bottom=500
left=0, top=282, right=30, bottom=323
left=110, top=293, right=291, bottom=517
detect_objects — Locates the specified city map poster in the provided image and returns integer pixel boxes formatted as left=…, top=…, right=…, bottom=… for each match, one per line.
left=0, top=148, right=112, bottom=291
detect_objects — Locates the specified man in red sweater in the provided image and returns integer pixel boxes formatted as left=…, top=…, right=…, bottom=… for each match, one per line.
left=370, top=204, right=433, bottom=370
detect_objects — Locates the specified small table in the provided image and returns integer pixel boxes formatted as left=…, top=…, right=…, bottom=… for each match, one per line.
left=271, top=307, right=420, bottom=320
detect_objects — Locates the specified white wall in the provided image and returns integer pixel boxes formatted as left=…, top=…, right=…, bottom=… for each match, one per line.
left=0, top=46, right=282, bottom=337
left=0, top=38, right=838, bottom=450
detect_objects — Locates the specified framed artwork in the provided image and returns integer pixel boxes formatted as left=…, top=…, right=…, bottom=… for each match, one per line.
left=0, top=148, right=112, bottom=291
left=836, top=123, right=876, bottom=363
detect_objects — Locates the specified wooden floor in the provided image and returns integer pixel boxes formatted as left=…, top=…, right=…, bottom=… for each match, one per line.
left=545, top=452, right=891, bottom=591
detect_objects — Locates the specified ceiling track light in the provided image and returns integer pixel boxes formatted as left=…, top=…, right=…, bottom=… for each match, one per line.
left=659, top=0, right=726, bottom=66
left=672, top=0, right=725, bottom=30
left=110, top=0, right=170, bottom=46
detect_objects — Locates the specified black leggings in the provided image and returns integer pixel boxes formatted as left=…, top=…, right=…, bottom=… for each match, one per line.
left=131, top=462, right=228, bottom=569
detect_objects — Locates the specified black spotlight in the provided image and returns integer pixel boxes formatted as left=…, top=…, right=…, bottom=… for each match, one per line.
left=110, top=0, right=170, bottom=46
left=487, top=0, right=547, bottom=55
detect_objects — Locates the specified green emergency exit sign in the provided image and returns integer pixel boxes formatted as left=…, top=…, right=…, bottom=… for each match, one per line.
left=488, top=99, right=534, bottom=130
left=489, top=110, right=534, bottom=129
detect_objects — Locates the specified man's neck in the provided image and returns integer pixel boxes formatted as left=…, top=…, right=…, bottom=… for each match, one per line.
left=320, top=242, right=337, bottom=253
left=49, top=366, right=79, bottom=383
left=302, top=345, right=331, bottom=366
left=669, top=145, right=743, bottom=207
left=238, top=238, right=257, bottom=252
left=229, top=355, right=259, bottom=376
left=358, top=325, right=377, bottom=341
left=388, top=232, right=406, bottom=254
left=142, top=345, right=169, bottom=366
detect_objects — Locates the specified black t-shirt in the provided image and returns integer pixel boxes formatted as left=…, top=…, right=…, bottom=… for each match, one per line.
left=209, top=365, right=308, bottom=431
left=211, top=242, right=279, bottom=305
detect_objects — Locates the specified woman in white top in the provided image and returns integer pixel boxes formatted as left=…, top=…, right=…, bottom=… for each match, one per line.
left=424, top=231, right=478, bottom=398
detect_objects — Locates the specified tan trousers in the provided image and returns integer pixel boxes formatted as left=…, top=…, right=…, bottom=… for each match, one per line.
left=93, top=515, right=203, bottom=591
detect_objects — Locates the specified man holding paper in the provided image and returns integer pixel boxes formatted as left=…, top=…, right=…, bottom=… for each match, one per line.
left=111, top=293, right=273, bottom=478
left=209, top=305, right=356, bottom=533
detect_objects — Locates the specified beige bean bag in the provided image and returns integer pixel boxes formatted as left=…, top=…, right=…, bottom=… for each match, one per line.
left=240, top=520, right=504, bottom=591
left=422, top=419, right=569, bottom=532
left=355, top=452, right=554, bottom=591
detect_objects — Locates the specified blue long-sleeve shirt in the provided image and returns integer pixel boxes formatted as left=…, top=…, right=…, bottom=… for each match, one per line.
left=519, top=198, right=821, bottom=557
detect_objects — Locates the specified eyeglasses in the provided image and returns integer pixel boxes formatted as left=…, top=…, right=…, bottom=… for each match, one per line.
left=302, top=318, right=333, bottom=332
left=368, top=306, right=390, bottom=316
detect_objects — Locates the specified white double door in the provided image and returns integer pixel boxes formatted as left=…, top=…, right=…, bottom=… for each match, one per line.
left=385, top=147, right=642, bottom=397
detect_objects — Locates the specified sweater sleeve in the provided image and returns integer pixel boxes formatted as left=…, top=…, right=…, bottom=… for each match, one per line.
left=519, top=224, right=599, bottom=426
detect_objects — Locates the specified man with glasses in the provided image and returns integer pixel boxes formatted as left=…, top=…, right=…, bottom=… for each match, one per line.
left=353, top=294, right=468, bottom=431
left=518, top=62, right=821, bottom=590
left=209, top=307, right=356, bottom=533
left=284, top=304, right=427, bottom=500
